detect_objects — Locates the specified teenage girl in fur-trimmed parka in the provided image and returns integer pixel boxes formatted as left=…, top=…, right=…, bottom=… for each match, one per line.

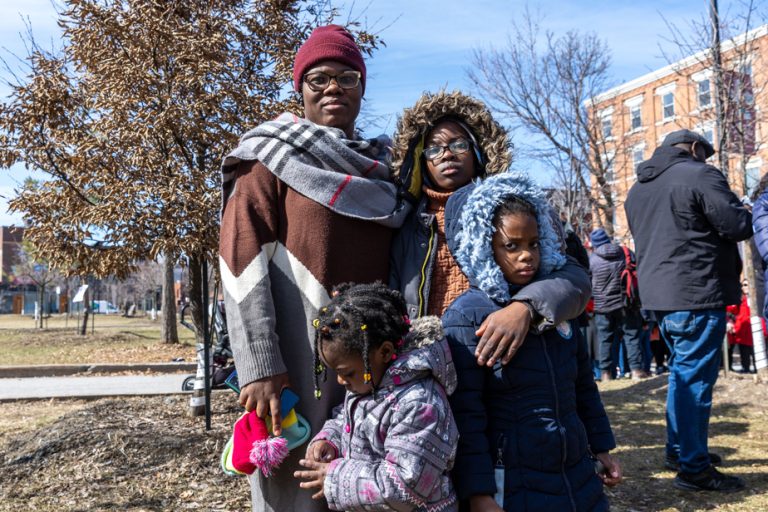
left=388, top=91, right=590, bottom=344
left=442, top=172, right=621, bottom=512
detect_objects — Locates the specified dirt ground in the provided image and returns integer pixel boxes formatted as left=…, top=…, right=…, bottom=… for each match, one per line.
left=0, top=374, right=767, bottom=512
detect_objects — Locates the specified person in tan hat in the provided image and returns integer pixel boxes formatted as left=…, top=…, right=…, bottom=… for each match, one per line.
left=219, top=25, right=409, bottom=511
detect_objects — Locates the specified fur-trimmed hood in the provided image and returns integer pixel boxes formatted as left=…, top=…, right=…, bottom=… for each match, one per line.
left=390, top=90, right=512, bottom=201
left=379, top=316, right=456, bottom=395
left=446, top=172, right=566, bottom=303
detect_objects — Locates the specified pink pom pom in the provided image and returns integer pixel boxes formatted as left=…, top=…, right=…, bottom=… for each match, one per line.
left=249, top=436, right=289, bottom=477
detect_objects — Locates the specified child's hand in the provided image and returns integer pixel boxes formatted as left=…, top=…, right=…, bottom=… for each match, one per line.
left=306, top=440, right=337, bottom=463
left=475, top=301, right=531, bottom=366
left=469, top=494, right=504, bottom=512
left=595, top=451, right=622, bottom=487
left=294, top=459, right=330, bottom=500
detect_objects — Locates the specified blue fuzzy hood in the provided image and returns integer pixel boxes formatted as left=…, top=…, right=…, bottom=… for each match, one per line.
left=445, top=172, right=566, bottom=303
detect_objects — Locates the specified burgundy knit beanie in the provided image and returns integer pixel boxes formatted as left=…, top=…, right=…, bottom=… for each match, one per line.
left=293, top=24, right=366, bottom=94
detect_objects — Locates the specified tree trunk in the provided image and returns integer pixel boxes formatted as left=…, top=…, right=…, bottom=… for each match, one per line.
left=79, top=287, right=90, bottom=336
left=161, top=256, right=179, bottom=344
left=187, top=255, right=205, bottom=345
left=38, top=284, right=45, bottom=329
left=187, top=254, right=208, bottom=417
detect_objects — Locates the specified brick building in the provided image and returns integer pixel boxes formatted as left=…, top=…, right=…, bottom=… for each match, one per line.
left=590, top=24, right=768, bottom=243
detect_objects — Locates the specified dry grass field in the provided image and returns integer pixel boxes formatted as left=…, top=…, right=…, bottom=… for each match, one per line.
left=0, top=374, right=766, bottom=511
left=0, top=314, right=196, bottom=365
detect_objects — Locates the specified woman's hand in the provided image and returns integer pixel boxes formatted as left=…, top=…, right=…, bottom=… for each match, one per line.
left=475, top=301, right=531, bottom=366
left=305, top=440, right=337, bottom=463
left=595, top=451, right=622, bottom=487
left=294, top=459, right=330, bottom=499
left=238, top=372, right=290, bottom=435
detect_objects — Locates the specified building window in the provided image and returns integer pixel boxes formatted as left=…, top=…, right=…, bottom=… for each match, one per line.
left=602, top=116, right=612, bottom=138
left=603, top=156, right=615, bottom=183
left=630, top=106, right=642, bottom=130
left=698, top=80, right=711, bottom=108
left=633, top=147, right=644, bottom=172
left=662, top=92, right=675, bottom=119
left=746, top=164, right=761, bottom=196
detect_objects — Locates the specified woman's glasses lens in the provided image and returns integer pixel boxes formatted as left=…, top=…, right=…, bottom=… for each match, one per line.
left=304, top=71, right=361, bottom=91
left=423, top=139, right=470, bottom=160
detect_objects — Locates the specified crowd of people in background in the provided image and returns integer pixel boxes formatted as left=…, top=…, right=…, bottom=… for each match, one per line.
left=218, top=23, right=762, bottom=512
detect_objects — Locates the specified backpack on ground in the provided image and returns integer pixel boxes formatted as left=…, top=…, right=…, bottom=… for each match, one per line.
left=620, top=246, right=641, bottom=309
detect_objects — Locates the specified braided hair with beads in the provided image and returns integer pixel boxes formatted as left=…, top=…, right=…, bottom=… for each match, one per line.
left=312, top=282, right=410, bottom=399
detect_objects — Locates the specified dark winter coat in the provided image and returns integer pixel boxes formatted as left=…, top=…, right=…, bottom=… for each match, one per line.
left=589, top=243, right=632, bottom=314
left=752, top=190, right=768, bottom=318
left=625, top=146, right=752, bottom=311
left=443, top=291, right=614, bottom=511
left=443, top=172, right=615, bottom=511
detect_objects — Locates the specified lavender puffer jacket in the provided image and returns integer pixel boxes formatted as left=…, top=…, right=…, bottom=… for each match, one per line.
left=311, top=316, right=459, bottom=512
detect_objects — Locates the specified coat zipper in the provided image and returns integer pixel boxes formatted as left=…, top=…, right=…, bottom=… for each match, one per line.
left=417, top=220, right=436, bottom=316
left=540, top=334, right=577, bottom=512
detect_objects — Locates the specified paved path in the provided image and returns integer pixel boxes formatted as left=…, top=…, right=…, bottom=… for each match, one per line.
left=0, top=374, right=191, bottom=401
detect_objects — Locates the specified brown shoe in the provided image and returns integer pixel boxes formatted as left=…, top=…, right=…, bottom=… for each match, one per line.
left=601, top=370, right=614, bottom=381
left=632, top=369, right=650, bottom=380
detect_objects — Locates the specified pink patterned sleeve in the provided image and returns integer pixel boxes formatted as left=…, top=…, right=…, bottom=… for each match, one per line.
left=323, top=400, right=457, bottom=511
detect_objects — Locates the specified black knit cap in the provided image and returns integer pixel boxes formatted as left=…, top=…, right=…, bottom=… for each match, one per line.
left=662, top=129, right=715, bottom=159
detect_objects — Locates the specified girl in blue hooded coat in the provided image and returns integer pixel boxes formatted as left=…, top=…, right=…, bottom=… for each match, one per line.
left=442, top=172, right=622, bottom=512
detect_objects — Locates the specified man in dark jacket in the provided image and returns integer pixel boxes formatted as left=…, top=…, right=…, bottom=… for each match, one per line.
left=625, top=129, right=752, bottom=492
left=588, top=228, right=646, bottom=381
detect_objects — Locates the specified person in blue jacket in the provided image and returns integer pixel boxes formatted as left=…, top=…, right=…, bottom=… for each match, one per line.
left=442, top=172, right=621, bottom=511
left=752, top=172, right=768, bottom=321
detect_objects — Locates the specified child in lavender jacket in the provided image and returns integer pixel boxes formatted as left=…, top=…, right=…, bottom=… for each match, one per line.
left=294, top=282, right=458, bottom=511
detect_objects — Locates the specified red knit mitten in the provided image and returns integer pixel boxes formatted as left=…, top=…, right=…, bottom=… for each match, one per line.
left=231, top=411, right=289, bottom=477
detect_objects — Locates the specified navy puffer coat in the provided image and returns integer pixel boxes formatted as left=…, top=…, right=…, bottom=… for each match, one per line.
left=752, top=190, right=768, bottom=318
left=443, top=292, right=614, bottom=511
left=442, top=172, right=615, bottom=511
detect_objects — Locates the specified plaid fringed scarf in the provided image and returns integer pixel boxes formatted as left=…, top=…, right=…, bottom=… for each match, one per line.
left=222, top=113, right=411, bottom=228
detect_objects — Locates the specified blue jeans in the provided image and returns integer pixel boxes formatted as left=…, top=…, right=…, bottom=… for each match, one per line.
left=595, top=308, right=644, bottom=373
left=658, top=309, right=726, bottom=473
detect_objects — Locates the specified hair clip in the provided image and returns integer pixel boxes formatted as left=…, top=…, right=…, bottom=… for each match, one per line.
left=315, top=363, right=325, bottom=374
left=312, top=318, right=320, bottom=328
left=360, top=324, right=367, bottom=331
left=314, top=389, right=322, bottom=399
left=321, top=326, right=331, bottom=335
left=321, top=307, right=328, bottom=313
left=363, top=372, right=372, bottom=383
left=402, top=315, right=411, bottom=326
left=334, top=318, right=341, bottom=325
left=391, top=354, right=398, bottom=361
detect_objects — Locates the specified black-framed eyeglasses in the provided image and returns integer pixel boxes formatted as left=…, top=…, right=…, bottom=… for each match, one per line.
left=423, top=138, right=471, bottom=161
left=303, top=71, right=361, bottom=92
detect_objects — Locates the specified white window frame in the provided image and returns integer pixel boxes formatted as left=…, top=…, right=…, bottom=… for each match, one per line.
left=632, top=144, right=646, bottom=174
left=697, top=79, right=712, bottom=108
left=624, top=94, right=644, bottom=132
left=662, top=92, right=675, bottom=119
left=746, top=158, right=762, bottom=196
left=655, top=82, right=677, bottom=122
left=599, top=107, right=614, bottom=140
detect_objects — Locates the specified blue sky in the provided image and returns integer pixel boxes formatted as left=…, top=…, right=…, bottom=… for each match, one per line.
left=0, top=0, right=759, bottom=225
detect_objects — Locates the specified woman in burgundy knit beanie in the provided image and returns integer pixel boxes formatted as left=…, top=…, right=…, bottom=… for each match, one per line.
left=293, top=24, right=367, bottom=94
